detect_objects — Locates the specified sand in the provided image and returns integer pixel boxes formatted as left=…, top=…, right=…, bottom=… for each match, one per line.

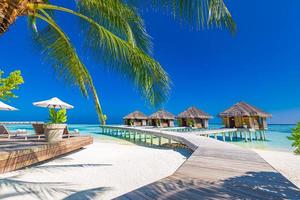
left=0, top=139, right=188, bottom=200
left=1, top=136, right=298, bottom=200
left=254, top=149, right=300, bottom=188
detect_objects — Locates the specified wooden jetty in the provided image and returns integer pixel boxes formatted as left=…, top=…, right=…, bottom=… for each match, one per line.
left=102, top=126, right=267, bottom=143
left=194, top=128, right=267, bottom=142
left=0, top=136, right=93, bottom=174
left=100, top=126, right=300, bottom=199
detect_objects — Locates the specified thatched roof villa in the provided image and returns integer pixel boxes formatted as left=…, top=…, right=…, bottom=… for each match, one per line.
left=148, top=110, right=175, bottom=127
left=219, top=102, right=272, bottom=130
left=123, top=111, right=147, bottom=126
left=177, top=106, right=212, bottom=128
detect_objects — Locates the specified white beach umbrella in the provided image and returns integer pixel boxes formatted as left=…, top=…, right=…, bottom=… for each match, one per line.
left=33, top=97, right=74, bottom=109
left=0, top=101, right=18, bottom=111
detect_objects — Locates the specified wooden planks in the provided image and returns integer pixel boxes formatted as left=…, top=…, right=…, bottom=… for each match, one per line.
left=109, top=126, right=300, bottom=200
left=0, top=136, right=93, bottom=174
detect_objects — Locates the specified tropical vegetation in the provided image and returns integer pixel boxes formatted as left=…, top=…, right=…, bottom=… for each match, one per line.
left=0, top=0, right=235, bottom=124
left=0, top=70, right=24, bottom=101
left=48, top=108, right=67, bottom=124
left=288, top=122, right=300, bottom=154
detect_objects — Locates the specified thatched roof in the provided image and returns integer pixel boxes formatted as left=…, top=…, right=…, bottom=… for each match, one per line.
left=123, top=111, right=147, bottom=119
left=177, top=106, right=212, bottom=119
left=219, top=102, right=271, bottom=118
left=149, top=110, right=175, bottom=120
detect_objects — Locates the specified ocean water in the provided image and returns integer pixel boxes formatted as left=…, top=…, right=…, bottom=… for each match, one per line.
left=209, top=124, right=295, bottom=152
left=4, top=124, right=126, bottom=144
left=3, top=124, right=296, bottom=152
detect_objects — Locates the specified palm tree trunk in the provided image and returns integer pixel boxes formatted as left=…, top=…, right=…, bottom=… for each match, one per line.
left=90, top=85, right=107, bottom=125
left=0, top=0, right=44, bottom=34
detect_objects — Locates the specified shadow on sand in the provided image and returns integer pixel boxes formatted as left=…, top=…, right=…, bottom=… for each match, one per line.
left=117, top=171, right=300, bottom=200
left=30, top=163, right=112, bottom=173
left=63, top=187, right=111, bottom=200
left=0, top=163, right=113, bottom=199
left=0, top=177, right=112, bottom=199
left=0, top=177, right=73, bottom=199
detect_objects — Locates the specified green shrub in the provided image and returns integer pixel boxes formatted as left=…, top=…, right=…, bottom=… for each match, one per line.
left=48, top=108, right=67, bottom=124
left=288, top=122, right=300, bottom=154
left=0, top=70, right=24, bottom=100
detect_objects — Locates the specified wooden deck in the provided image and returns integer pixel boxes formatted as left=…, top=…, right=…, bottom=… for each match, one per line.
left=101, top=126, right=300, bottom=199
left=0, top=136, right=93, bottom=174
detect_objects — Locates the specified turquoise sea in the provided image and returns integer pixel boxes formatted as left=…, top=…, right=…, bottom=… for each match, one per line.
left=4, top=124, right=296, bottom=152
left=209, top=124, right=295, bottom=152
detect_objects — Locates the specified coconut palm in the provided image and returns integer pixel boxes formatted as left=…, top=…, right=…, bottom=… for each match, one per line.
left=0, top=0, right=235, bottom=124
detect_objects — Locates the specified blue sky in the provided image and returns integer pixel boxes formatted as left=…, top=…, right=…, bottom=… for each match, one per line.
left=1, top=0, right=300, bottom=124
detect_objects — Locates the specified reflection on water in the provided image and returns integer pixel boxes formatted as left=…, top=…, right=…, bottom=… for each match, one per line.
left=3, top=124, right=296, bottom=152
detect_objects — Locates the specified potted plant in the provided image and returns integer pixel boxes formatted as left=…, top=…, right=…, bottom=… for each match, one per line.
left=44, top=108, right=67, bottom=143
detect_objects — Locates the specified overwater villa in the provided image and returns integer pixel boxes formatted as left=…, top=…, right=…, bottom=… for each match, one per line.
left=219, top=102, right=272, bottom=130
left=177, top=106, right=212, bottom=128
left=123, top=111, right=147, bottom=126
left=148, top=110, right=175, bottom=127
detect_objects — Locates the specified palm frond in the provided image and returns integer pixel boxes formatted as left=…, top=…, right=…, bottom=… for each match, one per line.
left=208, top=0, right=235, bottom=31
left=77, top=11, right=170, bottom=106
left=28, top=16, right=38, bottom=33
left=34, top=4, right=170, bottom=106
left=76, top=0, right=152, bottom=54
left=32, top=11, right=106, bottom=123
left=34, top=24, right=88, bottom=96
left=129, top=0, right=236, bottom=32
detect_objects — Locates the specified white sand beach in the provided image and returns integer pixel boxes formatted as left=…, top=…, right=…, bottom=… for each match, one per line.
left=0, top=134, right=299, bottom=200
left=254, top=149, right=300, bottom=188
left=0, top=139, right=188, bottom=200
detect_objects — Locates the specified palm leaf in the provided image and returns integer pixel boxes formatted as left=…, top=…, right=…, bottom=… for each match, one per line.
left=34, top=4, right=170, bottom=106
left=34, top=25, right=89, bottom=96
left=76, top=0, right=152, bottom=54
left=32, top=11, right=106, bottom=123
left=129, top=0, right=236, bottom=32
left=78, top=12, right=170, bottom=105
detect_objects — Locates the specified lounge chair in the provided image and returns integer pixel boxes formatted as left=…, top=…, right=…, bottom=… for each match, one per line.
left=0, top=125, right=29, bottom=140
left=63, top=126, right=80, bottom=138
left=32, top=123, right=45, bottom=140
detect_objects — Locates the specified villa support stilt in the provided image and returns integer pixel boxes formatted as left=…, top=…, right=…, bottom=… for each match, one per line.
left=150, top=135, right=153, bottom=145
left=244, top=132, right=248, bottom=142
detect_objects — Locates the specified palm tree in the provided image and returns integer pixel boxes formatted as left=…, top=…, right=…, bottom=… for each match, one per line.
left=0, top=0, right=235, bottom=124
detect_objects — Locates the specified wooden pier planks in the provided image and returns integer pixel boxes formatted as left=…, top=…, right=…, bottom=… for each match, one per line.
left=102, top=126, right=300, bottom=199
